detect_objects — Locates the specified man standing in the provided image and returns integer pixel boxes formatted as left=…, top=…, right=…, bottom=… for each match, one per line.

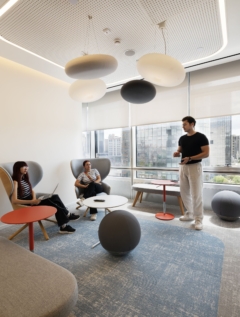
left=173, top=116, right=209, bottom=230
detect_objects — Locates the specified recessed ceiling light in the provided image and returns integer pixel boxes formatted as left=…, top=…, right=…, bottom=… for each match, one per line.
left=125, top=49, right=135, bottom=57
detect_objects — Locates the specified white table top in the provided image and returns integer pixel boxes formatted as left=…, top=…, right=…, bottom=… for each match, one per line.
left=83, top=195, right=128, bottom=209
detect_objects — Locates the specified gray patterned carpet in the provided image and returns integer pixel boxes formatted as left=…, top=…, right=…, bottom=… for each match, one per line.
left=1, top=213, right=224, bottom=317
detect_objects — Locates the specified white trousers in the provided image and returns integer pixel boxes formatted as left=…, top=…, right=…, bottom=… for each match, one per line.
left=179, top=162, right=204, bottom=220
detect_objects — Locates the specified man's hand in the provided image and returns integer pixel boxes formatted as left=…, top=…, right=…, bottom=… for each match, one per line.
left=84, top=184, right=89, bottom=188
left=173, top=151, right=180, bottom=157
left=179, top=157, right=189, bottom=165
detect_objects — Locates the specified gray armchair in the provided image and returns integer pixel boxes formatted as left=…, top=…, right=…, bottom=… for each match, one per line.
left=70, top=158, right=111, bottom=213
left=0, top=161, right=56, bottom=241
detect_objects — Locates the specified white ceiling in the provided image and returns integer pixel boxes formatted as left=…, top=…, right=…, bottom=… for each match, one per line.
left=0, top=0, right=239, bottom=87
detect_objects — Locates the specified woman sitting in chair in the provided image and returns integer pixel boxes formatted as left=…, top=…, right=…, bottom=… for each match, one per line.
left=11, top=161, right=79, bottom=234
left=75, top=160, right=103, bottom=221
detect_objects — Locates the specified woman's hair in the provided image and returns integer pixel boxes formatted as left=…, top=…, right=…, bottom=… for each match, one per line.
left=83, top=160, right=90, bottom=167
left=12, top=161, right=32, bottom=197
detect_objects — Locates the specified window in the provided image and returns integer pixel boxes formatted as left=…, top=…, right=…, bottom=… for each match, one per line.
left=95, top=128, right=131, bottom=167
left=136, top=121, right=183, bottom=168
left=136, top=115, right=240, bottom=168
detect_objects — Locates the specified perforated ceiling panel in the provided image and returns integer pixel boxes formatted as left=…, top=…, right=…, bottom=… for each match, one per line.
left=0, top=0, right=223, bottom=85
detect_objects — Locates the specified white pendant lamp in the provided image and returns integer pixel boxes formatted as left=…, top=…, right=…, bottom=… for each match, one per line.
left=137, top=53, right=185, bottom=87
left=65, top=54, right=118, bottom=79
left=137, top=21, right=185, bottom=88
left=69, top=79, right=106, bottom=103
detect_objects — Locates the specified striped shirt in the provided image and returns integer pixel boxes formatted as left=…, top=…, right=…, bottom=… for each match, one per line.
left=18, top=179, right=31, bottom=199
left=77, top=169, right=100, bottom=185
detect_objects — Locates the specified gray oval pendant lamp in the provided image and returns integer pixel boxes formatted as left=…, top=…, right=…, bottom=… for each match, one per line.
left=65, top=15, right=118, bottom=80
left=121, top=80, right=156, bottom=104
left=65, top=54, right=118, bottom=80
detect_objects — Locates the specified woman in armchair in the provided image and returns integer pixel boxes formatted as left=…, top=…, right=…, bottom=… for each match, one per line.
left=74, top=160, right=103, bottom=221
left=11, top=161, right=79, bottom=234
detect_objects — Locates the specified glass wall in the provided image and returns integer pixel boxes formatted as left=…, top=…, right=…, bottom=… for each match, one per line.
left=83, top=115, right=240, bottom=185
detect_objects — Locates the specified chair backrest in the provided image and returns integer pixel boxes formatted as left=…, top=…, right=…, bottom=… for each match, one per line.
left=0, top=161, right=43, bottom=208
left=70, top=158, right=111, bottom=181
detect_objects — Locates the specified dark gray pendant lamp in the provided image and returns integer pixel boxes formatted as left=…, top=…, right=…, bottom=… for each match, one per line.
left=120, top=80, right=156, bottom=104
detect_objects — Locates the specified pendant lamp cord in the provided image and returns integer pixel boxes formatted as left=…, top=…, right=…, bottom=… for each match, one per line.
left=83, top=15, right=100, bottom=55
left=161, top=27, right=167, bottom=55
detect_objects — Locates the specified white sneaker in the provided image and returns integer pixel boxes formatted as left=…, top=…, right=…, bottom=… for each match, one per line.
left=179, top=212, right=194, bottom=221
left=90, top=213, right=97, bottom=221
left=195, top=219, right=203, bottom=230
left=77, top=198, right=85, bottom=207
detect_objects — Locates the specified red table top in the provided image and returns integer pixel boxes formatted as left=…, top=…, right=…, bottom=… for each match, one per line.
left=1, top=206, right=56, bottom=225
left=151, top=180, right=177, bottom=186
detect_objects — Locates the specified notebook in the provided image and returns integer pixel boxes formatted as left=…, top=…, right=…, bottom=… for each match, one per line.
left=38, top=184, right=59, bottom=201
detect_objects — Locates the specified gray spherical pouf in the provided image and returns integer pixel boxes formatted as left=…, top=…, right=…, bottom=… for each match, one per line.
left=211, top=190, right=240, bottom=221
left=98, top=210, right=141, bottom=255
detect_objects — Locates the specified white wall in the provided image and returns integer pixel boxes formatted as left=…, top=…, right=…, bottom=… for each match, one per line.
left=0, top=56, right=82, bottom=221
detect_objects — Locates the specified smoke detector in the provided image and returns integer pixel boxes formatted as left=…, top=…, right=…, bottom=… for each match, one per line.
left=125, top=49, right=135, bottom=56
left=114, top=39, right=121, bottom=45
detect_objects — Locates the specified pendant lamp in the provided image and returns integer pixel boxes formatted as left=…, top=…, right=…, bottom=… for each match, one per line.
left=121, top=80, right=156, bottom=104
left=65, top=54, right=118, bottom=79
left=137, top=53, right=185, bottom=87
left=137, top=21, right=185, bottom=87
left=65, top=15, right=118, bottom=80
left=69, top=79, right=106, bottom=103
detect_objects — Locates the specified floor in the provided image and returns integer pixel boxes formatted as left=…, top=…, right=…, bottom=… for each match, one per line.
left=120, top=199, right=240, bottom=317
left=1, top=199, right=239, bottom=317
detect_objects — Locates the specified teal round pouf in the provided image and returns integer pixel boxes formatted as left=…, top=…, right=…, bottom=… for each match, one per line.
left=211, top=190, right=240, bottom=221
left=98, top=210, right=141, bottom=255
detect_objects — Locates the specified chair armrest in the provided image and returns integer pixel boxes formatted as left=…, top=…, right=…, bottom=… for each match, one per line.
left=102, top=182, right=111, bottom=195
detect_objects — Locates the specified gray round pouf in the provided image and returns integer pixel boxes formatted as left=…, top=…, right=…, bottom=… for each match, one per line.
left=98, top=210, right=141, bottom=255
left=211, top=190, right=240, bottom=221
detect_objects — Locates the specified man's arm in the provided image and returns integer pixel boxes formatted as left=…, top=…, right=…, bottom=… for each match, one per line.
left=173, top=146, right=182, bottom=157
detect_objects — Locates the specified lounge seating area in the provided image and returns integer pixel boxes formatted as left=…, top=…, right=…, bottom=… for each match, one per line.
left=1, top=0, right=240, bottom=316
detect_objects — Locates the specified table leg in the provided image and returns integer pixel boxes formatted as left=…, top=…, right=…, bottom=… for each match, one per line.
left=132, top=191, right=141, bottom=207
left=155, top=185, right=175, bottom=221
left=28, top=222, right=34, bottom=252
left=91, top=241, right=101, bottom=248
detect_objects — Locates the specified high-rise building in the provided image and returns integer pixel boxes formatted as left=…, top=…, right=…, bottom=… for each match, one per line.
left=108, top=134, right=121, bottom=156
left=232, top=135, right=240, bottom=160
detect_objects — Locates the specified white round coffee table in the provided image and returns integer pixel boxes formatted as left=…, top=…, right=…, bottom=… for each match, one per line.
left=83, top=195, right=128, bottom=248
left=83, top=195, right=128, bottom=211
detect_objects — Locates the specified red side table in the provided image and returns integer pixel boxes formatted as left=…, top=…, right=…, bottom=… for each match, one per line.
left=151, top=180, right=177, bottom=220
left=1, top=206, right=56, bottom=251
